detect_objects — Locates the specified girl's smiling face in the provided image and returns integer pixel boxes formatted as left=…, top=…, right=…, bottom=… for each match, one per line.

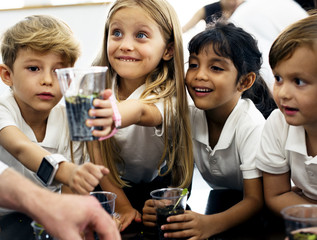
left=186, top=44, right=241, bottom=114
left=107, top=6, right=169, bottom=86
left=273, top=43, right=317, bottom=129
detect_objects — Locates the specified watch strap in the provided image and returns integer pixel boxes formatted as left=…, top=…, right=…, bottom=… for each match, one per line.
left=45, top=154, right=67, bottom=165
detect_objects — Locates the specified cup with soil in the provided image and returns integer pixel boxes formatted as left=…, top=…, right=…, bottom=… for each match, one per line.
left=56, top=66, right=107, bottom=141
left=150, top=188, right=188, bottom=240
left=281, top=204, right=317, bottom=240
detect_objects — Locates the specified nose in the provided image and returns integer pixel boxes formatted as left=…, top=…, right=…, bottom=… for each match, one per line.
left=40, top=70, right=55, bottom=86
left=275, top=81, right=291, bottom=100
left=119, top=36, right=134, bottom=52
left=195, top=67, right=208, bottom=81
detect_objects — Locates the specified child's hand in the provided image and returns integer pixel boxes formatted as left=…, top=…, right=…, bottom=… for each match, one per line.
left=161, top=210, right=213, bottom=240
left=142, top=199, right=157, bottom=227
left=68, top=162, right=109, bottom=195
left=115, top=205, right=142, bottom=232
left=86, top=89, right=114, bottom=138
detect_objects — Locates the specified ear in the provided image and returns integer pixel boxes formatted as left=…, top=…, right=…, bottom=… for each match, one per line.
left=0, top=64, right=13, bottom=87
left=237, top=72, right=256, bottom=92
left=162, top=42, right=174, bottom=61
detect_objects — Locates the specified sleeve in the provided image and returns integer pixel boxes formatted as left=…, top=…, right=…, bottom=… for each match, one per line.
left=0, top=161, right=8, bottom=175
left=237, top=107, right=265, bottom=179
left=0, top=95, right=19, bottom=132
left=256, top=110, right=290, bottom=174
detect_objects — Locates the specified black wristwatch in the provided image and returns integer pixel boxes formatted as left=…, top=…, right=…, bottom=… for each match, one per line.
left=36, top=154, right=67, bottom=186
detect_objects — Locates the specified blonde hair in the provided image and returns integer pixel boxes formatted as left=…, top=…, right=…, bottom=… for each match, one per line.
left=93, top=0, right=194, bottom=188
left=1, top=15, right=81, bottom=70
left=269, top=13, right=317, bottom=69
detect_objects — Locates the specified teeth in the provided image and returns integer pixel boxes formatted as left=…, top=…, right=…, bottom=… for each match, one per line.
left=120, top=58, right=136, bottom=62
left=195, top=88, right=211, bottom=92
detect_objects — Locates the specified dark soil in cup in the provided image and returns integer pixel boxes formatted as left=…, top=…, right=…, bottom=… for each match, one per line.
left=156, top=205, right=185, bottom=240
left=65, top=94, right=101, bottom=141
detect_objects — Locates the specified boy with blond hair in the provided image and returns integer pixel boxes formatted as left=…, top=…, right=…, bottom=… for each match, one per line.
left=0, top=15, right=111, bottom=216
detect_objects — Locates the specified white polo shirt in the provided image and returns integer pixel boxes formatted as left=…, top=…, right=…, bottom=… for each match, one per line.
left=0, top=91, right=85, bottom=189
left=190, top=98, right=264, bottom=191
left=112, top=77, right=169, bottom=183
left=256, top=109, right=317, bottom=200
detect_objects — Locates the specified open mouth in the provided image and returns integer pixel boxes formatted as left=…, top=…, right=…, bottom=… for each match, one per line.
left=194, top=87, right=212, bottom=93
left=119, top=58, right=137, bottom=62
left=117, top=56, right=138, bottom=62
left=285, top=106, right=298, bottom=111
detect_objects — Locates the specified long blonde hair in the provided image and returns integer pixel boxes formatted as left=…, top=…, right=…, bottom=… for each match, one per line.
left=93, top=0, right=193, bottom=188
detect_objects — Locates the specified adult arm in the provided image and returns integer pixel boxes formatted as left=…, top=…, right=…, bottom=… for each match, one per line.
left=0, top=167, right=120, bottom=240
left=182, top=7, right=206, bottom=33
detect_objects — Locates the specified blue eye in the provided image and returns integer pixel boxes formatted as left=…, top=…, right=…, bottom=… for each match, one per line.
left=113, top=30, right=122, bottom=37
left=136, top=32, right=147, bottom=39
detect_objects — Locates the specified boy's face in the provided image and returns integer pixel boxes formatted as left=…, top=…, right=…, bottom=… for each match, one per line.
left=3, top=48, right=68, bottom=116
left=272, top=43, right=317, bottom=128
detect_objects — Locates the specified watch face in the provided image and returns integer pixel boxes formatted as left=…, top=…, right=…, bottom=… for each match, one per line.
left=37, top=159, right=54, bottom=184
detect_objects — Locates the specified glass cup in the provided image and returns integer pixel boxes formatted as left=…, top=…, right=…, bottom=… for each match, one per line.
left=281, top=204, right=317, bottom=240
left=55, top=66, right=107, bottom=141
left=150, top=188, right=188, bottom=240
left=31, top=221, right=56, bottom=240
left=90, top=191, right=117, bottom=215
left=90, top=191, right=117, bottom=240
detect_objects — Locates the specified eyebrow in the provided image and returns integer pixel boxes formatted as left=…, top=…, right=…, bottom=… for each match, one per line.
left=189, top=54, right=231, bottom=65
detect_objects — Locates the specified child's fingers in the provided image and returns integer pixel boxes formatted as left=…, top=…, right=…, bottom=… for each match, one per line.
left=83, top=163, right=108, bottom=179
left=100, top=166, right=109, bottom=175
left=101, top=89, right=113, bottom=100
left=88, top=108, right=113, bottom=119
left=135, top=211, right=142, bottom=222
left=71, top=182, right=91, bottom=195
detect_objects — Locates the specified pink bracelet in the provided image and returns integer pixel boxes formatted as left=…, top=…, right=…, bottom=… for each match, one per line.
left=99, top=95, right=121, bottom=141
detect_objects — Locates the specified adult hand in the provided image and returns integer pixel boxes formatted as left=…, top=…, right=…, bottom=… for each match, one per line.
left=37, top=194, right=121, bottom=240
left=0, top=167, right=121, bottom=240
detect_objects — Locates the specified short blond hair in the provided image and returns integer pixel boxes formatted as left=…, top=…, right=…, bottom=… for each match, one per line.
left=1, top=15, right=81, bottom=70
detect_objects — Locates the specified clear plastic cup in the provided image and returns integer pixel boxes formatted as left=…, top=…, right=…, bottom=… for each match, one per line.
left=281, top=204, right=317, bottom=240
left=150, top=188, right=188, bottom=240
left=55, top=66, right=107, bottom=141
left=90, top=191, right=117, bottom=215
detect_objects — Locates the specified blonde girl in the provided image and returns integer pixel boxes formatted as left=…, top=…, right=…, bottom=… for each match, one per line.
left=90, top=0, right=194, bottom=231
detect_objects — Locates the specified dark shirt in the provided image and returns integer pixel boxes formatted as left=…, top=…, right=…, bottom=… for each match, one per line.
left=204, top=1, right=222, bottom=23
